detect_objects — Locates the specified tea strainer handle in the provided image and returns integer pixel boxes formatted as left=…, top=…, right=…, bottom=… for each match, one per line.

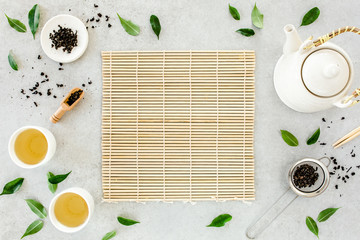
left=246, top=188, right=298, bottom=239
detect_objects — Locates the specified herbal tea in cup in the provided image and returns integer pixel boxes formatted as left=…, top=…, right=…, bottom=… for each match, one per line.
left=49, top=188, right=94, bottom=233
left=8, top=126, right=56, bottom=168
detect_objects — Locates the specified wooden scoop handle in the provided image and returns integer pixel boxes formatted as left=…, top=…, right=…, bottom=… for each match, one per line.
left=50, top=106, right=67, bottom=123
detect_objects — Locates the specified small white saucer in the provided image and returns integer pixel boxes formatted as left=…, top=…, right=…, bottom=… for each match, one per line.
left=41, top=14, right=88, bottom=63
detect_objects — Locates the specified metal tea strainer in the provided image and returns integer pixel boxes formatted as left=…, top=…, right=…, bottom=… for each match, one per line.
left=246, top=157, right=330, bottom=239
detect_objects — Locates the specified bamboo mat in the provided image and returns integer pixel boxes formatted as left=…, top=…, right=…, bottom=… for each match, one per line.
left=101, top=51, right=255, bottom=202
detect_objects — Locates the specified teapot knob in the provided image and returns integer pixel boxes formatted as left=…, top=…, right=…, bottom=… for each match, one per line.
left=323, top=63, right=340, bottom=78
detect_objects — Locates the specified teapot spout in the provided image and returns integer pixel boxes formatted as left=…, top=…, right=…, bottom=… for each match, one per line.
left=283, top=24, right=302, bottom=54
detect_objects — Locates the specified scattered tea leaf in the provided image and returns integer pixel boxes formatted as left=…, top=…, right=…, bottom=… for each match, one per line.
left=21, top=220, right=43, bottom=239
left=228, top=4, right=240, bottom=20
left=47, top=172, right=57, bottom=193
left=306, top=216, right=319, bottom=238
left=317, top=208, right=340, bottom=222
left=117, top=14, right=140, bottom=36
left=8, top=51, right=18, bottom=71
left=236, top=28, right=255, bottom=37
left=207, top=214, right=232, bottom=227
left=25, top=199, right=47, bottom=219
left=150, top=15, right=161, bottom=39
left=48, top=171, right=71, bottom=184
left=117, top=216, right=140, bottom=226
left=5, top=14, right=27, bottom=32
left=307, top=128, right=320, bottom=145
left=28, top=4, right=40, bottom=39
left=280, top=130, right=299, bottom=146
left=0, top=177, right=24, bottom=196
left=300, top=7, right=320, bottom=27
left=102, top=230, right=117, bottom=240
left=251, top=3, right=263, bottom=29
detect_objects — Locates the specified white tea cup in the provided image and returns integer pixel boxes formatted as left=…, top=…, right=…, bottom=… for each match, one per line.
left=8, top=126, right=56, bottom=169
left=49, top=187, right=94, bottom=233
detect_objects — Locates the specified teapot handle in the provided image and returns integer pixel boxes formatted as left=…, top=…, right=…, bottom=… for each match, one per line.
left=304, top=26, right=360, bottom=50
left=333, top=88, right=360, bottom=108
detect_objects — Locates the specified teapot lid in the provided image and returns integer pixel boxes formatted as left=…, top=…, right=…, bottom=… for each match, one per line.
left=301, top=49, right=350, bottom=97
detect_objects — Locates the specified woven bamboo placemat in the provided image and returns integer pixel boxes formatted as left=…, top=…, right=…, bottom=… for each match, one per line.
left=102, top=51, right=255, bottom=202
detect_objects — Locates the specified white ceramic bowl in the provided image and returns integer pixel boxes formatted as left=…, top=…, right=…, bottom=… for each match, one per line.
left=40, top=14, right=88, bottom=63
left=49, top=187, right=94, bottom=233
left=8, top=126, right=56, bottom=169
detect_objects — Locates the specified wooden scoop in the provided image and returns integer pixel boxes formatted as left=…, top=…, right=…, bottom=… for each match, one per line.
left=50, top=87, right=84, bottom=123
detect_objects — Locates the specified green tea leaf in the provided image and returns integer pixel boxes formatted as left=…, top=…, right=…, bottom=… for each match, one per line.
left=8, top=51, right=18, bottom=71
left=229, top=4, right=240, bottom=20
left=236, top=28, right=255, bottom=37
left=5, top=14, right=27, bottom=32
left=150, top=15, right=161, bottom=39
left=48, top=171, right=71, bottom=184
left=117, top=14, right=140, bottom=36
left=102, top=230, right=117, bottom=240
left=0, top=177, right=24, bottom=196
left=317, top=208, right=340, bottom=222
left=251, top=3, right=263, bottom=29
left=207, top=214, right=232, bottom=227
left=280, top=130, right=299, bottom=146
left=300, top=7, right=320, bottom=26
left=21, top=220, right=43, bottom=239
left=25, top=199, right=47, bottom=219
left=306, top=216, right=319, bottom=238
left=307, top=128, right=320, bottom=145
left=28, top=4, right=40, bottom=39
left=47, top=172, right=57, bottom=193
left=117, top=216, right=140, bottom=226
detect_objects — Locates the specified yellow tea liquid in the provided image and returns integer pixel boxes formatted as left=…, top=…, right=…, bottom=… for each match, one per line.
left=54, top=193, right=89, bottom=227
left=14, top=128, right=48, bottom=165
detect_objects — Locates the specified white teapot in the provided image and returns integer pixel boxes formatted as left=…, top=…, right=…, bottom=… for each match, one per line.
left=274, top=24, right=360, bottom=113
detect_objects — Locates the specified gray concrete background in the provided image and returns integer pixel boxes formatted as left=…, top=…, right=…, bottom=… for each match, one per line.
left=1, top=0, right=360, bottom=239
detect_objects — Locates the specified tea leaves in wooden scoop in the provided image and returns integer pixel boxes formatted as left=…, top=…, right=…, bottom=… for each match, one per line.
left=236, top=28, right=255, bottom=37
left=5, top=14, right=27, bottom=32
left=306, top=216, right=319, bottom=238
left=48, top=171, right=71, bottom=184
left=102, top=230, right=117, bottom=240
left=307, top=128, right=320, bottom=145
left=117, top=14, right=140, bottom=36
left=300, top=7, right=320, bottom=26
left=207, top=214, right=232, bottom=227
left=47, top=172, right=57, bottom=193
left=28, top=4, right=40, bottom=39
left=251, top=3, right=263, bottom=29
left=229, top=4, right=240, bottom=20
left=0, top=177, right=24, bottom=196
left=150, top=15, right=161, bottom=39
left=117, top=216, right=140, bottom=226
left=280, top=130, right=299, bottom=146
left=317, top=208, right=340, bottom=222
left=21, top=220, right=43, bottom=239
left=8, top=51, right=18, bottom=71
left=25, top=199, right=47, bottom=219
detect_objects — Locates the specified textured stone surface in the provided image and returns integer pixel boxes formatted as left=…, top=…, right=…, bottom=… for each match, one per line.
left=0, top=0, right=360, bottom=239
